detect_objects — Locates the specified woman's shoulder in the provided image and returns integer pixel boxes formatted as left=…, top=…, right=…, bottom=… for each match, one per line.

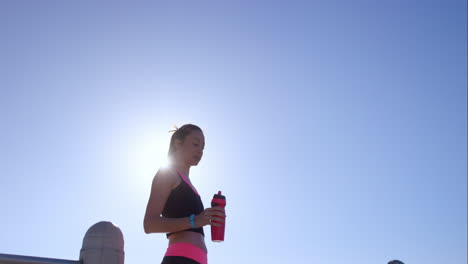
left=154, top=167, right=181, bottom=189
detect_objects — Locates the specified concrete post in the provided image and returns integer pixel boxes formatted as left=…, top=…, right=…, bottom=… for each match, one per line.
left=80, top=221, right=124, bottom=264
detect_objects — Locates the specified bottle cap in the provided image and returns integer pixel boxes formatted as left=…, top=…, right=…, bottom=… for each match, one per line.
left=213, top=190, right=225, bottom=199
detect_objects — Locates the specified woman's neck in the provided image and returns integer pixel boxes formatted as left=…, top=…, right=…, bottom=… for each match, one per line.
left=172, top=161, right=190, bottom=178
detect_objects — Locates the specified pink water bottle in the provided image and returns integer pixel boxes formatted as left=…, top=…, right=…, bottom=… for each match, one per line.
left=211, top=191, right=226, bottom=242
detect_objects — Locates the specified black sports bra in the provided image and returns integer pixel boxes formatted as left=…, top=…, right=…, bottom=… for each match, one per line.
left=162, top=169, right=205, bottom=237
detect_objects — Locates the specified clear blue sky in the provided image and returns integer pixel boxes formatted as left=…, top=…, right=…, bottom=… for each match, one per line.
left=1, top=1, right=466, bottom=263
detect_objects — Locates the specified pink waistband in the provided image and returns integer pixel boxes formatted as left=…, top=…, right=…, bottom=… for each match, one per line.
left=165, top=242, right=207, bottom=264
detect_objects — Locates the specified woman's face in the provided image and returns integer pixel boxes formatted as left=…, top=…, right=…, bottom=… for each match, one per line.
left=176, top=130, right=205, bottom=166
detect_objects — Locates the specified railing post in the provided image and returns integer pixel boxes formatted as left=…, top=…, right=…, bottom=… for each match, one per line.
left=79, top=221, right=124, bottom=264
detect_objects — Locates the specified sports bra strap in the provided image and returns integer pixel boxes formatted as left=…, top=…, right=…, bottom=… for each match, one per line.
left=176, top=169, right=200, bottom=196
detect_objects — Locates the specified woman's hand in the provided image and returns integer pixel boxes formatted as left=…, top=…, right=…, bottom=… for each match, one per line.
left=195, top=207, right=226, bottom=227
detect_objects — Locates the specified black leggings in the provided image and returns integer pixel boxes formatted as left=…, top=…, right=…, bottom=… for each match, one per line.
left=161, top=256, right=200, bottom=264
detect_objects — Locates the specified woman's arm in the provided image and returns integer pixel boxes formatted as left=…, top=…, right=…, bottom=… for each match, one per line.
left=143, top=168, right=226, bottom=234
left=143, top=168, right=188, bottom=234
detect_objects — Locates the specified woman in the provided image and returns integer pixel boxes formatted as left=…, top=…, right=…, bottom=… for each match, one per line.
left=144, top=124, right=225, bottom=264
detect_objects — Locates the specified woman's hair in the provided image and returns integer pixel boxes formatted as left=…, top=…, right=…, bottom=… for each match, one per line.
left=167, top=124, right=203, bottom=160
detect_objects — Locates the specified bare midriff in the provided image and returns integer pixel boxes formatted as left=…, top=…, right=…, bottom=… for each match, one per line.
left=168, top=230, right=207, bottom=253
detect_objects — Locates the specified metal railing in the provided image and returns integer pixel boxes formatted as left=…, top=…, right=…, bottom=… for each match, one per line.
left=0, top=221, right=124, bottom=264
left=0, top=253, right=80, bottom=264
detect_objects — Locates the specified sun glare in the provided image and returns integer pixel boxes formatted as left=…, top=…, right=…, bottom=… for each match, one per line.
left=126, top=130, right=171, bottom=190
